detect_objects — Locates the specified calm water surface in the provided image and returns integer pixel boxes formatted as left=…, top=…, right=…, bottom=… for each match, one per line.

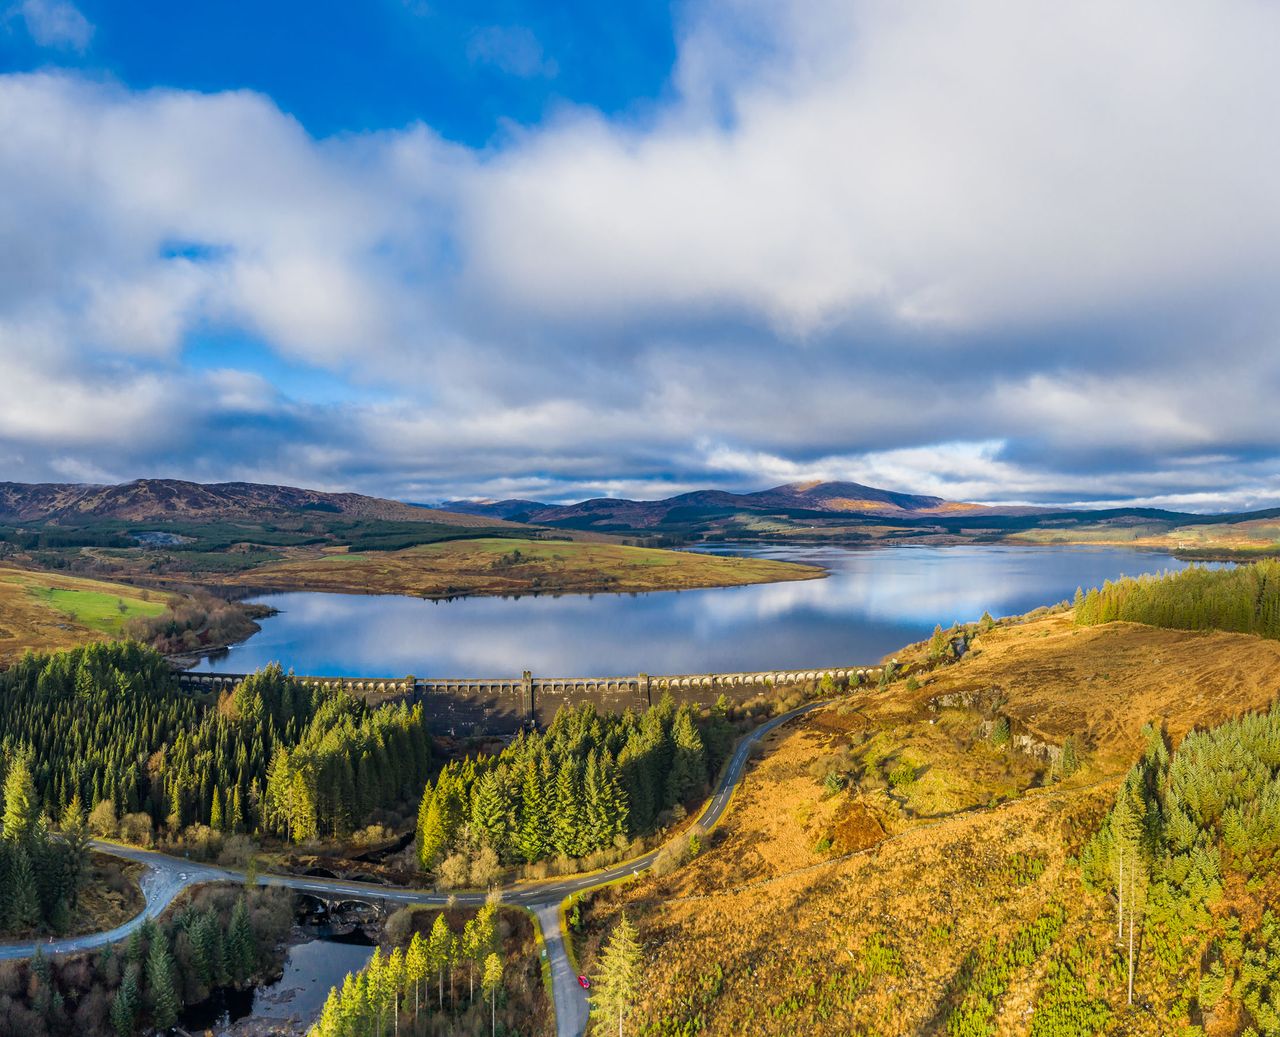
left=203, top=544, right=1203, bottom=678
left=178, top=935, right=373, bottom=1030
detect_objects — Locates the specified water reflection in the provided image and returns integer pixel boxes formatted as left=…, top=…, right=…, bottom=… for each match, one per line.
left=204, top=544, right=1206, bottom=677
left=178, top=935, right=373, bottom=1031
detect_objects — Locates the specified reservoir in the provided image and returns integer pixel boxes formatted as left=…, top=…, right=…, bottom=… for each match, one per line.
left=202, top=543, right=1208, bottom=678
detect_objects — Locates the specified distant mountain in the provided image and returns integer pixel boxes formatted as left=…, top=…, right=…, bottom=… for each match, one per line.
left=439, top=480, right=1000, bottom=531
left=0, top=479, right=503, bottom=527
left=439, top=498, right=557, bottom=522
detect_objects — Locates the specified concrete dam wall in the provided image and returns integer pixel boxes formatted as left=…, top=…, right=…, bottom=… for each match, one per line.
left=176, top=665, right=882, bottom=735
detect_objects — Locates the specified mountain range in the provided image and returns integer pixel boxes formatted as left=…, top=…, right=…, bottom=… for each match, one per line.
left=442, top=480, right=1013, bottom=528
left=0, top=479, right=499, bottom=527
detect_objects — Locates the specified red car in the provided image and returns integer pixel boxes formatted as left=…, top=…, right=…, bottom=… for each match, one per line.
left=577, top=975, right=591, bottom=990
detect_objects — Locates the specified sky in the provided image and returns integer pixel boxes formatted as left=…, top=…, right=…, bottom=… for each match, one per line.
left=1, top=0, right=1279, bottom=510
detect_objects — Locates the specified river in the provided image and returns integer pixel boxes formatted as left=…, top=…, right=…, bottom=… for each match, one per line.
left=178, top=931, right=374, bottom=1033
left=199, top=543, right=1207, bottom=678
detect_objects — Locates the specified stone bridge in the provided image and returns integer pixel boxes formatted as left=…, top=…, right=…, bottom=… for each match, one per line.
left=291, top=886, right=391, bottom=925
left=176, top=664, right=883, bottom=735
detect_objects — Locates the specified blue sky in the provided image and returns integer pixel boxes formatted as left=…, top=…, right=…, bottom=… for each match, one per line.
left=1, top=1, right=678, bottom=142
left=2, top=0, right=1280, bottom=509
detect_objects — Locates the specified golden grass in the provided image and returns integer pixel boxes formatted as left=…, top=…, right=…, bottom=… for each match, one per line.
left=577, top=615, right=1280, bottom=1035
left=225, top=536, right=825, bottom=597
left=0, top=565, right=176, bottom=665
left=1007, top=516, right=1280, bottom=555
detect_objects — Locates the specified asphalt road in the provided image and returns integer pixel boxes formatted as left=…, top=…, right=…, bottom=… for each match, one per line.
left=0, top=699, right=826, bottom=1036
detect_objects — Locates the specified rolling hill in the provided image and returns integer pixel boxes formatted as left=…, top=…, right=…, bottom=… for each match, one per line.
left=0, top=478, right=503, bottom=527
left=442, top=481, right=1280, bottom=556
left=442, top=480, right=998, bottom=529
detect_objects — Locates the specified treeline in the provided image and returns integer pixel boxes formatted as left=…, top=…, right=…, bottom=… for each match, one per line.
left=0, top=884, right=293, bottom=1037
left=1074, top=560, right=1280, bottom=639
left=310, top=903, right=506, bottom=1037
left=0, top=642, right=431, bottom=847
left=1080, top=704, right=1280, bottom=1026
left=123, top=593, right=265, bottom=656
left=418, top=698, right=732, bottom=875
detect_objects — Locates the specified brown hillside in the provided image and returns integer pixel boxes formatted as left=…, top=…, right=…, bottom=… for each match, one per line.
left=0, top=478, right=509, bottom=527
left=577, top=616, right=1280, bottom=1036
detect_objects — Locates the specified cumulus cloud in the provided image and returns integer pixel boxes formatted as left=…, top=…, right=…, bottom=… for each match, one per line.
left=1, top=0, right=1279, bottom=508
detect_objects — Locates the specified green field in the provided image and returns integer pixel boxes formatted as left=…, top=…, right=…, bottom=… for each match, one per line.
left=23, top=583, right=167, bottom=634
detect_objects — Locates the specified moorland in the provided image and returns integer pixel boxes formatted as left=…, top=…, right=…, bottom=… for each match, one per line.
left=569, top=565, right=1280, bottom=1035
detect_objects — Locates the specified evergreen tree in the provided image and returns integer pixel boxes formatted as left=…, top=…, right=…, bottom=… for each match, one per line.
left=146, top=926, right=180, bottom=1029
left=387, top=946, right=405, bottom=1037
left=553, top=758, right=585, bottom=859
left=8, top=844, right=39, bottom=930
left=210, top=786, right=224, bottom=831
left=227, top=896, right=255, bottom=982
left=471, top=771, right=512, bottom=859
left=665, top=708, right=708, bottom=806
left=928, top=624, right=949, bottom=660
left=111, top=965, right=139, bottom=1037
left=1059, top=736, right=1080, bottom=780
left=483, top=952, right=503, bottom=1037
left=229, top=785, right=244, bottom=834
left=591, top=912, right=643, bottom=1037
left=428, top=912, right=452, bottom=1010
left=417, top=779, right=456, bottom=871
left=516, top=766, right=549, bottom=864
left=405, top=929, right=428, bottom=1020
left=2, top=756, right=38, bottom=843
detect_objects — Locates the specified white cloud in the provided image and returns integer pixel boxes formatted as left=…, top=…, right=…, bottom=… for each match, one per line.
left=2, top=2, right=1280, bottom=505
left=18, top=0, right=92, bottom=52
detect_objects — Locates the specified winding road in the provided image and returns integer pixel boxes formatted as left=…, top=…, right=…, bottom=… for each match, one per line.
left=0, top=699, right=826, bottom=1035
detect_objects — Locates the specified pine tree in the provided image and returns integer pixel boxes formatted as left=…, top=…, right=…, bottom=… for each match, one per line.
left=428, top=912, right=452, bottom=1010
left=210, top=787, right=224, bottom=831
left=229, top=785, right=244, bottom=834
left=146, top=927, right=179, bottom=1029
left=516, top=766, right=549, bottom=864
left=58, top=793, right=90, bottom=908
left=2, top=756, right=38, bottom=843
left=665, top=709, right=707, bottom=806
left=111, top=965, right=139, bottom=1037
left=289, top=769, right=318, bottom=844
left=366, top=946, right=386, bottom=1036
left=1059, top=736, right=1080, bottom=780
left=8, top=844, right=39, bottom=930
left=462, top=914, right=482, bottom=1002
left=314, top=987, right=342, bottom=1037
left=471, top=771, right=512, bottom=860
left=553, top=758, right=585, bottom=859
left=417, top=768, right=463, bottom=870
left=227, top=896, right=255, bottom=982
left=483, top=952, right=503, bottom=1037
left=387, top=946, right=405, bottom=1037
left=405, top=929, right=428, bottom=1020
left=592, top=912, right=643, bottom=1037
left=928, top=624, right=949, bottom=660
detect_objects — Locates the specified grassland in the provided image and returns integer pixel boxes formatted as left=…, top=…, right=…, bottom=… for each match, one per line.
left=224, top=536, right=825, bottom=597
left=574, top=614, right=1280, bottom=1035
left=0, top=566, right=174, bottom=663
left=1007, top=514, right=1280, bottom=558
